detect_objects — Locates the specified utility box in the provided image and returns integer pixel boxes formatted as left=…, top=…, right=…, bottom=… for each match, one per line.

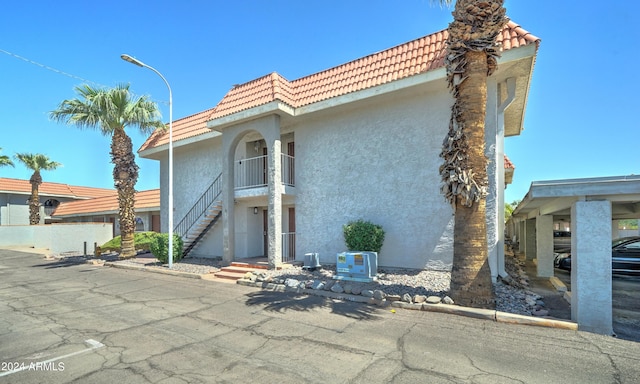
left=303, top=252, right=321, bottom=270
left=334, top=251, right=378, bottom=282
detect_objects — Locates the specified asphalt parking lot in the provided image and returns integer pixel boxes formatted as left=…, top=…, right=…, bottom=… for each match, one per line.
left=2, top=248, right=640, bottom=383
left=554, top=269, right=640, bottom=342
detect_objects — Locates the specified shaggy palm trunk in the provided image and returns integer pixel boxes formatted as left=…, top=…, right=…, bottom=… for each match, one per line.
left=441, top=0, right=506, bottom=309
left=449, top=50, right=494, bottom=308
left=28, top=171, right=42, bottom=225
left=111, top=128, right=139, bottom=259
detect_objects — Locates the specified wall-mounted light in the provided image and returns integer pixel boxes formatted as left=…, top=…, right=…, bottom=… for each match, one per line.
left=254, top=207, right=259, bottom=214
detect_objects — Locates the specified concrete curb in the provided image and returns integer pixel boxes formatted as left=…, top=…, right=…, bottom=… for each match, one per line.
left=105, top=261, right=204, bottom=279
left=549, top=276, right=568, bottom=292
left=237, top=279, right=578, bottom=331
left=102, top=261, right=578, bottom=331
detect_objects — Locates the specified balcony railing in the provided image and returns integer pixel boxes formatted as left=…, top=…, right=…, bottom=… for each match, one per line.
left=235, top=154, right=295, bottom=190
left=235, top=155, right=267, bottom=189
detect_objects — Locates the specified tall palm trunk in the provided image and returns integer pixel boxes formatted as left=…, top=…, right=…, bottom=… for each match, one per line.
left=111, top=128, right=139, bottom=258
left=441, top=0, right=507, bottom=308
left=28, top=170, right=42, bottom=225
left=450, top=52, right=493, bottom=307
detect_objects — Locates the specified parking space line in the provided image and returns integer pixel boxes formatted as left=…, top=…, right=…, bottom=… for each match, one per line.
left=0, top=339, right=104, bottom=377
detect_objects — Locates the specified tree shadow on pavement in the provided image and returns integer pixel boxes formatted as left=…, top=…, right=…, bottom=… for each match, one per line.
left=31, top=256, right=88, bottom=269
left=244, top=290, right=382, bottom=321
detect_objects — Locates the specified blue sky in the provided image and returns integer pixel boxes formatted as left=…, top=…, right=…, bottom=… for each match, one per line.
left=1, top=1, right=637, bottom=204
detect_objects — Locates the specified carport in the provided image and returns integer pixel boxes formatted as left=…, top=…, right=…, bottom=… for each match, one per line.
left=507, top=175, right=640, bottom=335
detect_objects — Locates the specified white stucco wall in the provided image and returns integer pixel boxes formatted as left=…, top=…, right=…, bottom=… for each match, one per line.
left=0, top=223, right=112, bottom=255
left=167, top=136, right=225, bottom=258
left=294, top=85, right=454, bottom=269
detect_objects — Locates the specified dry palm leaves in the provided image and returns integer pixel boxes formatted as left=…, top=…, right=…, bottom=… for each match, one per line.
left=440, top=0, right=507, bottom=208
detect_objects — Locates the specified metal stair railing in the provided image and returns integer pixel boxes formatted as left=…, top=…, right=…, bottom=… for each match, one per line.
left=182, top=209, right=222, bottom=257
left=174, top=173, right=222, bottom=240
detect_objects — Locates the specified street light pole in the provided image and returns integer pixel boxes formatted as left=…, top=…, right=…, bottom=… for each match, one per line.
left=121, top=54, right=174, bottom=269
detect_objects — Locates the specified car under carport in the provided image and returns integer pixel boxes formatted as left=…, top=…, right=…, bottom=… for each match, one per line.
left=506, top=174, right=640, bottom=335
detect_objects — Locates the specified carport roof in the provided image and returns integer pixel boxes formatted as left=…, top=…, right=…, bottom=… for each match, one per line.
left=512, top=175, right=640, bottom=221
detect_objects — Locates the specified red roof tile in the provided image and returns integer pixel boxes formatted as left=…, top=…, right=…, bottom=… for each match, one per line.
left=52, top=189, right=159, bottom=217
left=0, top=177, right=116, bottom=199
left=504, top=155, right=515, bottom=170
left=139, top=21, right=539, bottom=152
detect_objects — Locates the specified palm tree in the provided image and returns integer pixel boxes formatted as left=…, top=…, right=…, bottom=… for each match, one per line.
left=0, top=148, right=14, bottom=169
left=50, top=84, right=164, bottom=258
left=14, top=153, right=62, bottom=225
left=438, top=0, right=507, bottom=308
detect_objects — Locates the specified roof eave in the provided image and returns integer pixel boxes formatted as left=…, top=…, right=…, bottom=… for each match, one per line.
left=138, top=130, right=222, bottom=159
left=205, top=68, right=447, bottom=130
left=497, top=44, right=539, bottom=137
left=207, top=101, right=295, bottom=132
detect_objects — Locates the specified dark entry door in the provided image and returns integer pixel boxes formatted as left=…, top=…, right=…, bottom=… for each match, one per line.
left=263, top=209, right=268, bottom=257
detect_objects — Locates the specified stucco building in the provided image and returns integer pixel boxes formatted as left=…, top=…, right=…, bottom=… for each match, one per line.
left=52, top=189, right=161, bottom=237
left=138, top=21, right=540, bottom=276
left=0, top=177, right=115, bottom=225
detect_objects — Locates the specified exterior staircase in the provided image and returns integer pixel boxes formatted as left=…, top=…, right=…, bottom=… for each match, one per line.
left=175, top=174, right=223, bottom=258
left=182, top=202, right=222, bottom=256
left=214, top=259, right=269, bottom=281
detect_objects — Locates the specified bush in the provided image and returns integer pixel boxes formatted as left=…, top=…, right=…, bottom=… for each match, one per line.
left=150, top=233, right=184, bottom=264
left=101, top=232, right=158, bottom=253
left=343, top=219, right=385, bottom=253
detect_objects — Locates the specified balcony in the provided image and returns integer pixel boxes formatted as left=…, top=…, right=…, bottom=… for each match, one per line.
left=234, top=154, right=295, bottom=196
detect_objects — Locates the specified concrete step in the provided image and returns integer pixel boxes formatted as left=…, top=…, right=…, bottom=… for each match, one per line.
left=213, top=270, right=249, bottom=281
left=213, top=263, right=268, bottom=281
left=230, top=261, right=269, bottom=270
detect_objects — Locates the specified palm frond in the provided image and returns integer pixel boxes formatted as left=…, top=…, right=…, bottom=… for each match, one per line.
left=50, top=83, right=164, bottom=137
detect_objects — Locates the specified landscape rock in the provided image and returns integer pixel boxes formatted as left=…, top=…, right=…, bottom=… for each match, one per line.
left=323, top=280, right=335, bottom=291
left=532, top=309, right=549, bottom=317
left=426, top=296, right=442, bottom=304
left=362, top=290, right=374, bottom=298
left=373, top=290, right=386, bottom=300
left=386, top=294, right=401, bottom=302
left=413, top=295, right=427, bottom=304
left=285, top=278, right=300, bottom=288
left=331, top=283, right=344, bottom=293
left=311, top=280, right=325, bottom=290
left=343, top=283, right=353, bottom=294
left=402, top=293, right=412, bottom=303
left=442, top=296, right=454, bottom=305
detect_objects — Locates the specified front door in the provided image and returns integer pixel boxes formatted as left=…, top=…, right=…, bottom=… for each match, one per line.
left=151, top=214, right=161, bottom=232
left=288, top=207, right=296, bottom=261
left=287, top=141, right=295, bottom=185
left=263, top=209, right=268, bottom=257
left=262, top=147, right=268, bottom=185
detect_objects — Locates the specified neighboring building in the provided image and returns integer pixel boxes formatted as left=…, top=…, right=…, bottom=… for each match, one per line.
left=52, top=189, right=161, bottom=237
left=138, top=21, right=540, bottom=278
left=0, top=177, right=115, bottom=225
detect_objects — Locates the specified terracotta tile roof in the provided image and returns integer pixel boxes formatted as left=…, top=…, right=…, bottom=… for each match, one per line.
left=52, top=189, right=159, bottom=217
left=139, top=108, right=216, bottom=152
left=0, top=177, right=116, bottom=199
left=139, top=21, right=539, bottom=152
left=504, top=155, right=515, bottom=170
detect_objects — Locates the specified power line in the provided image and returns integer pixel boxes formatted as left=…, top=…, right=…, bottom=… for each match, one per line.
left=0, top=47, right=107, bottom=88
left=0, top=48, right=169, bottom=106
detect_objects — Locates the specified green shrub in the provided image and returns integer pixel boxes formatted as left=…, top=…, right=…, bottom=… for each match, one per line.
left=343, top=219, right=385, bottom=253
left=101, top=232, right=158, bottom=253
left=150, top=233, right=184, bottom=264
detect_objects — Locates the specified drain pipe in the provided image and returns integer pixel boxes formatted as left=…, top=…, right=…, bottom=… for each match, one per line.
left=497, top=77, right=516, bottom=280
